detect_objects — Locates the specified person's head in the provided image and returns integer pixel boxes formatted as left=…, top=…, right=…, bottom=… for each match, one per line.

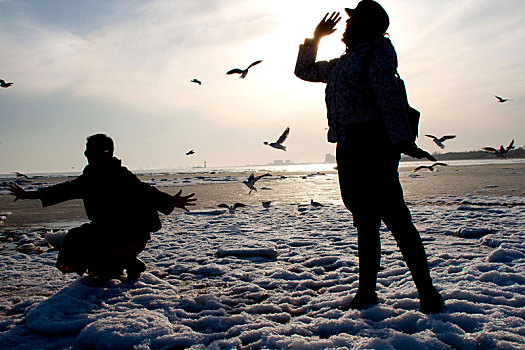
left=342, top=0, right=389, bottom=50
left=84, top=134, right=114, bottom=164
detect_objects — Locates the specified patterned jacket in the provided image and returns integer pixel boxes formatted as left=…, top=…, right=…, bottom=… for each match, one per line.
left=294, top=37, right=412, bottom=144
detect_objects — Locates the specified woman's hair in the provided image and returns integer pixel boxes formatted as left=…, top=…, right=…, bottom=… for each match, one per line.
left=343, top=17, right=388, bottom=51
left=342, top=0, right=389, bottom=51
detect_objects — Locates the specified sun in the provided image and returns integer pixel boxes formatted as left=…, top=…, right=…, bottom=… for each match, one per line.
left=317, top=35, right=346, bottom=60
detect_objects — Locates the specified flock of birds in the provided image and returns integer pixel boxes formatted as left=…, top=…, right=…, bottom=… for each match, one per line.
left=0, top=67, right=518, bottom=209
left=185, top=60, right=291, bottom=157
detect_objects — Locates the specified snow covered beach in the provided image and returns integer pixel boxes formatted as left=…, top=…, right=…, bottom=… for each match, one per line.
left=1, top=162, right=525, bottom=349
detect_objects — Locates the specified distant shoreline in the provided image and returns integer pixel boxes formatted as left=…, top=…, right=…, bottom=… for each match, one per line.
left=1, top=149, right=524, bottom=178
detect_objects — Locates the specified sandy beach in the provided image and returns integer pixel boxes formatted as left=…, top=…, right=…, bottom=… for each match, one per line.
left=1, top=162, right=524, bottom=231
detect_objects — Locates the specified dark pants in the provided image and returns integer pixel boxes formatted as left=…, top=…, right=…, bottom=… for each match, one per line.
left=56, top=223, right=149, bottom=277
left=336, top=121, right=433, bottom=294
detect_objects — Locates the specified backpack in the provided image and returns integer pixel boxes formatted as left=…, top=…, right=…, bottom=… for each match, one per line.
left=365, top=46, right=420, bottom=143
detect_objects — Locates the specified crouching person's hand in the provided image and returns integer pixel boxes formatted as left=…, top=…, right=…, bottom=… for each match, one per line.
left=397, top=141, right=437, bottom=162
left=171, top=190, right=196, bottom=212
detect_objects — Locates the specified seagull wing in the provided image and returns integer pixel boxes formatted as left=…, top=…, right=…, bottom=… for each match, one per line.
left=276, top=127, right=290, bottom=144
left=439, top=135, right=456, bottom=142
left=247, top=60, right=263, bottom=70
left=494, top=95, right=505, bottom=102
left=226, top=69, right=244, bottom=75
left=433, top=162, right=448, bottom=167
left=506, top=139, right=515, bottom=152
left=412, top=166, right=428, bottom=172
left=233, top=203, right=247, bottom=209
left=425, top=134, right=437, bottom=140
left=217, top=204, right=230, bottom=209
left=482, top=147, right=497, bottom=153
left=253, top=173, right=271, bottom=183
left=246, top=173, right=255, bottom=183
left=0, top=79, right=5, bottom=84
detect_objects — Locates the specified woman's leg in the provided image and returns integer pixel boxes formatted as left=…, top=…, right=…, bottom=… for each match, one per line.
left=337, top=141, right=381, bottom=309
left=380, top=163, right=444, bottom=313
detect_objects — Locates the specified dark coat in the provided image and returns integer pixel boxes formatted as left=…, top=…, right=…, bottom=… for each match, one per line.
left=35, top=157, right=174, bottom=234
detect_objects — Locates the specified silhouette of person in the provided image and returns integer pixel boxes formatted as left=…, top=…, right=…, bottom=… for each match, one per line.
left=294, top=0, right=444, bottom=313
left=9, top=134, right=196, bottom=281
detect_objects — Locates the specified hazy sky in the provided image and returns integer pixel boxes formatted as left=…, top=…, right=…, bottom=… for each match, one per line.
left=1, top=0, right=524, bottom=173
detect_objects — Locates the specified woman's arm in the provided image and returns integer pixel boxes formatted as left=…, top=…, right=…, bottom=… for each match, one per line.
left=294, top=12, right=341, bottom=83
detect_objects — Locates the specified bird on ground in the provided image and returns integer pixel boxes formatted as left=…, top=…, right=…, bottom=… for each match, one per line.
left=0, top=79, right=13, bottom=88
left=262, top=201, right=271, bottom=209
left=412, top=162, right=448, bottom=172
left=425, top=134, right=456, bottom=149
left=190, top=79, right=202, bottom=85
left=264, top=127, right=290, bottom=151
left=243, top=173, right=271, bottom=194
left=482, top=139, right=515, bottom=159
left=310, top=199, right=323, bottom=208
left=186, top=150, right=195, bottom=156
left=217, top=203, right=246, bottom=214
left=226, top=60, right=263, bottom=79
left=494, top=95, right=511, bottom=103
left=15, top=172, right=30, bottom=179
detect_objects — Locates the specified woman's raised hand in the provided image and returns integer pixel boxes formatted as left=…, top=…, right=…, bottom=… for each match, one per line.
left=313, top=12, right=341, bottom=40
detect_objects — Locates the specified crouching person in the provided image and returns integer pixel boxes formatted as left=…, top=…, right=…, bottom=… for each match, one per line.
left=9, top=134, right=196, bottom=281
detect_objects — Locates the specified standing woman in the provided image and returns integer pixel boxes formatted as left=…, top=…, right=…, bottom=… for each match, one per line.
left=294, top=0, right=444, bottom=313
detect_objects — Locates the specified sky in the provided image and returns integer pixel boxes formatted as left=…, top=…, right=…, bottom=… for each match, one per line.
left=0, top=0, right=524, bottom=173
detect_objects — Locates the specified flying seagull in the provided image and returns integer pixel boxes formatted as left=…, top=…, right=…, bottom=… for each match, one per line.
left=425, top=134, right=456, bottom=149
left=243, top=173, right=271, bottom=194
left=218, top=202, right=246, bottom=214
left=412, top=162, right=448, bottom=172
left=15, top=172, right=30, bottom=179
left=262, top=201, right=271, bottom=209
left=186, top=150, right=195, bottom=156
left=226, top=60, right=263, bottom=79
left=264, top=127, right=290, bottom=151
left=482, top=139, right=515, bottom=159
left=494, top=95, right=511, bottom=103
left=0, top=79, right=13, bottom=88
left=190, top=79, right=202, bottom=85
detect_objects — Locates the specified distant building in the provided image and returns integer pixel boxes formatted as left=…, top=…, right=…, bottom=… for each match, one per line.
left=269, top=160, right=294, bottom=165
left=324, top=153, right=336, bottom=163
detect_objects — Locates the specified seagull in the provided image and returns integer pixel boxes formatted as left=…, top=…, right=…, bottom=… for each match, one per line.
left=190, top=79, right=202, bottom=85
left=425, top=134, right=456, bottom=149
left=412, top=162, right=448, bottom=172
left=0, top=79, right=13, bottom=88
left=217, top=202, right=246, bottom=214
left=262, top=201, right=271, bottom=209
left=494, top=95, right=511, bottom=103
left=226, top=60, right=263, bottom=79
left=310, top=199, right=323, bottom=208
left=186, top=150, right=195, bottom=156
left=482, top=139, right=515, bottom=159
left=264, top=127, right=290, bottom=151
left=243, top=173, right=271, bottom=194
left=15, top=172, right=30, bottom=179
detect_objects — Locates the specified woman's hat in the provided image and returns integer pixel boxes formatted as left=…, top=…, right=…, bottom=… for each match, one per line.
left=345, top=0, right=389, bottom=33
